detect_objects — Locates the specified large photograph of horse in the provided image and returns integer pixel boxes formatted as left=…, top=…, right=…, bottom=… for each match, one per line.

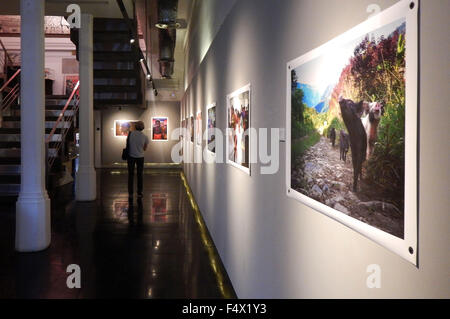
left=289, top=16, right=409, bottom=239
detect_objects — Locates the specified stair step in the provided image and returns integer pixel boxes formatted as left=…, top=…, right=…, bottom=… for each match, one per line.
left=94, top=18, right=129, bottom=32
left=0, top=164, right=20, bottom=175
left=0, top=148, right=58, bottom=157
left=0, top=157, right=20, bottom=164
left=94, top=52, right=137, bottom=61
left=94, top=42, right=133, bottom=52
left=46, top=95, right=73, bottom=100
left=94, top=70, right=139, bottom=78
left=0, top=184, right=20, bottom=195
left=94, top=61, right=137, bottom=71
left=0, top=142, right=20, bottom=148
left=0, top=133, right=62, bottom=142
left=94, top=92, right=138, bottom=100
left=0, top=128, right=63, bottom=134
left=94, top=78, right=137, bottom=86
left=10, top=110, right=76, bottom=117
left=45, top=104, right=73, bottom=111
left=95, top=99, right=141, bottom=106
left=0, top=149, right=20, bottom=157
left=1, top=121, right=71, bottom=129
left=45, top=110, right=75, bottom=117
left=93, top=31, right=132, bottom=42
left=0, top=175, right=20, bottom=184
left=94, top=85, right=138, bottom=93
left=9, top=102, right=75, bottom=110
left=0, top=141, right=59, bottom=148
left=46, top=100, right=76, bottom=107
left=0, top=134, right=20, bottom=142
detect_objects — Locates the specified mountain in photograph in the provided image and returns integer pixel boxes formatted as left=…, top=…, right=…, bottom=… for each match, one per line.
left=296, top=83, right=321, bottom=108
left=297, top=82, right=334, bottom=113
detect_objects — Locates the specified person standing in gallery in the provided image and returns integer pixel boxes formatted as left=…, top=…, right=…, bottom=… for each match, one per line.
left=127, top=121, right=149, bottom=198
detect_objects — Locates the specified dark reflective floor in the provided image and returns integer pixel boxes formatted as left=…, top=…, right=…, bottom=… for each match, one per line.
left=0, top=169, right=235, bottom=299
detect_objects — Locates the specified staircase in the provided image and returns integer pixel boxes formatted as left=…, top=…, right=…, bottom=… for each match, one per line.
left=71, top=18, right=143, bottom=107
left=0, top=95, right=77, bottom=201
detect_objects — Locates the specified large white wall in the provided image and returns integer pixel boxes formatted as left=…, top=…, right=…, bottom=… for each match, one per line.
left=181, top=0, right=450, bottom=298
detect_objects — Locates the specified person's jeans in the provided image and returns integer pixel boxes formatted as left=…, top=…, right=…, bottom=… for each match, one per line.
left=127, top=157, right=144, bottom=195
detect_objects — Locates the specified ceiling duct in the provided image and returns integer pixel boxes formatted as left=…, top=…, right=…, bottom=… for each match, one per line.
left=156, top=0, right=178, bottom=79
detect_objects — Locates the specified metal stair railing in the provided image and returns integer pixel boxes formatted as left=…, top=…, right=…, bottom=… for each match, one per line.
left=0, top=38, right=14, bottom=76
left=0, top=68, right=21, bottom=122
left=45, top=81, right=80, bottom=170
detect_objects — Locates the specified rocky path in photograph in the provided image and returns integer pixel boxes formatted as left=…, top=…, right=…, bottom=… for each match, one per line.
left=292, top=137, right=403, bottom=238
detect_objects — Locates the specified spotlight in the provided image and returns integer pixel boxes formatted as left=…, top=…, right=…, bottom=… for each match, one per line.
left=130, top=38, right=135, bottom=44
left=139, top=58, right=144, bottom=63
left=155, top=22, right=181, bottom=29
left=146, top=74, right=151, bottom=80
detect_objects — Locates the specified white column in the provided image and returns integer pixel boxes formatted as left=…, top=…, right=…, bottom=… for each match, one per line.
left=76, top=14, right=96, bottom=201
left=15, top=0, right=50, bottom=252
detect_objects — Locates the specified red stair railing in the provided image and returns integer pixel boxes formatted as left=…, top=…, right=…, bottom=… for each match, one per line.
left=46, top=80, right=80, bottom=169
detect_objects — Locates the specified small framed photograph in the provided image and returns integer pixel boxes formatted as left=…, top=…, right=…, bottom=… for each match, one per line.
left=195, top=111, right=202, bottom=147
left=151, top=117, right=168, bottom=141
left=207, top=103, right=217, bottom=154
left=114, top=120, right=139, bottom=137
left=64, top=74, right=79, bottom=96
left=226, top=84, right=251, bottom=175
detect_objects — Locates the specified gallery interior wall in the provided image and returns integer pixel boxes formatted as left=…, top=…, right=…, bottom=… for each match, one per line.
left=0, top=37, right=76, bottom=95
left=101, top=101, right=180, bottom=166
left=181, top=0, right=450, bottom=298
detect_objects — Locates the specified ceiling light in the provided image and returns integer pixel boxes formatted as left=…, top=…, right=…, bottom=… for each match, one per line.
left=139, top=58, right=144, bottom=63
left=130, top=38, right=135, bottom=44
left=146, top=74, right=151, bottom=80
left=155, top=22, right=181, bottom=29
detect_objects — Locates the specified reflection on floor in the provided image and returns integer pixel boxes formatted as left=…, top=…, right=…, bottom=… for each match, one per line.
left=0, top=169, right=236, bottom=299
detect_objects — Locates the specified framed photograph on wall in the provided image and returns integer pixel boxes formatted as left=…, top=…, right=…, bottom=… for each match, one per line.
left=114, top=120, right=140, bottom=137
left=181, top=119, right=186, bottom=139
left=207, top=103, right=217, bottom=154
left=195, top=111, right=202, bottom=147
left=226, top=84, right=251, bottom=175
left=64, top=74, right=79, bottom=96
left=286, top=0, right=418, bottom=264
left=151, top=117, right=168, bottom=141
